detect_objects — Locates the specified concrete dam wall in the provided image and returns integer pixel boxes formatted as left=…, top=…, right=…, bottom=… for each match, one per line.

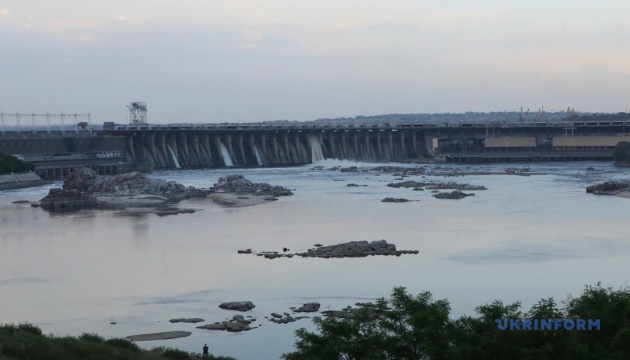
left=125, top=130, right=432, bottom=168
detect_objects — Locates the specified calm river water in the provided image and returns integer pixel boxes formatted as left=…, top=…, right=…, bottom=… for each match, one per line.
left=1, top=160, right=629, bottom=359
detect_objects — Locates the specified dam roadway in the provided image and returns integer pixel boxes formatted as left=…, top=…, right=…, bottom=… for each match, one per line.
left=1, top=120, right=629, bottom=178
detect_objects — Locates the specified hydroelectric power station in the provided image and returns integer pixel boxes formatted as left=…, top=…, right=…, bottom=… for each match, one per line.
left=1, top=107, right=629, bottom=179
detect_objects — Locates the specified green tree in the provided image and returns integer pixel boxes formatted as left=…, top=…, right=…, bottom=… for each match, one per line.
left=282, top=287, right=457, bottom=360
left=0, top=153, right=34, bottom=174
left=284, top=284, right=630, bottom=360
left=564, top=283, right=630, bottom=359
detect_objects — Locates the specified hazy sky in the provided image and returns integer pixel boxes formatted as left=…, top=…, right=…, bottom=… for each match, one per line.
left=1, top=0, right=630, bottom=123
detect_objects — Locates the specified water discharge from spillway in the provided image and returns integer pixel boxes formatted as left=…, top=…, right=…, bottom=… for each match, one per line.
left=309, top=135, right=324, bottom=162
left=166, top=144, right=181, bottom=169
left=253, top=144, right=264, bottom=166
left=219, top=142, right=235, bottom=167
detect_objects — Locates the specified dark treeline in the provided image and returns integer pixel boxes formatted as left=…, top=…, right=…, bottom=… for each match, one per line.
left=283, top=283, right=630, bottom=360
left=0, top=324, right=235, bottom=360
left=614, top=141, right=630, bottom=165
left=0, top=153, right=34, bottom=175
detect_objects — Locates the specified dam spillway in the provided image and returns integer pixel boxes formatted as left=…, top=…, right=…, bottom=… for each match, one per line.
left=118, top=126, right=433, bottom=168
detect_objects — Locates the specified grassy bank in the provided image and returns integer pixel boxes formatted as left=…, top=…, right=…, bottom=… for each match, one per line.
left=0, top=324, right=235, bottom=360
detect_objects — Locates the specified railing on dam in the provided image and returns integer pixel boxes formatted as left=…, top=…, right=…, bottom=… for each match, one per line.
left=104, top=120, right=630, bottom=132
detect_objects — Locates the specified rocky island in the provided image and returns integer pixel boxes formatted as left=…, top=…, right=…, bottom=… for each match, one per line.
left=39, top=168, right=208, bottom=211
left=240, top=240, right=419, bottom=259
left=38, top=169, right=294, bottom=211
left=208, top=174, right=294, bottom=207
left=586, top=181, right=630, bottom=198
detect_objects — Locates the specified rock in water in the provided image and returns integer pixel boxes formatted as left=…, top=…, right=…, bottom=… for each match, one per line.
left=432, top=191, right=475, bottom=199
left=39, top=168, right=209, bottom=211
left=293, top=303, right=321, bottom=313
left=381, top=197, right=412, bottom=203
left=212, top=175, right=293, bottom=196
left=218, top=301, right=256, bottom=311
left=586, top=181, right=630, bottom=195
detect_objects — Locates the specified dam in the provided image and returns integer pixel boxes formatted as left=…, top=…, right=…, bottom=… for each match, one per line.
left=1, top=119, right=629, bottom=178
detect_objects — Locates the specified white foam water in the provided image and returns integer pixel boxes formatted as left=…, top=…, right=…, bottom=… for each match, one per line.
left=166, top=144, right=181, bottom=169
left=253, top=144, right=264, bottom=166
left=219, top=142, right=235, bottom=166
left=309, top=134, right=324, bottom=162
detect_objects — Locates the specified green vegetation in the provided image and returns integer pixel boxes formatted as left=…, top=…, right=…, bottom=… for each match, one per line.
left=283, top=283, right=630, bottom=360
left=614, top=141, right=630, bottom=165
left=3, top=284, right=629, bottom=359
left=0, top=324, right=235, bottom=360
left=0, top=153, right=34, bottom=175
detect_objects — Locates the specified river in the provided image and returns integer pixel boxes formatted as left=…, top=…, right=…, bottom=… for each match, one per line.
left=1, top=160, right=629, bottom=359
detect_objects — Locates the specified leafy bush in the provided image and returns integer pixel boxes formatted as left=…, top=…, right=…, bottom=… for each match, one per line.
left=104, top=337, right=139, bottom=352
left=78, top=333, right=105, bottom=343
left=162, top=348, right=192, bottom=360
left=283, top=284, right=630, bottom=360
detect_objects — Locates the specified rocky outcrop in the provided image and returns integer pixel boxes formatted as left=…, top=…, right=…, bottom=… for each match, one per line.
left=298, top=240, right=420, bottom=258
left=433, top=191, right=475, bottom=199
left=197, top=314, right=257, bottom=332
left=39, top=168, right=209, bottom=211
left=211, top=175, right=293, bottom=196
left=242, top=240, right=419, bottom=259
left=218, top=301, right=256, bottom=311
left=169, top=318, right=204, bottom=323
left=322, top=302, right=388, bottom=319
left=293, top=303, right=321, bottom=313
left=381, top=197, right=412, bottom=203
left=387, top=180, right=486, bottom=191
left=40, top=187, right=99, bottom=210
left=586, top=181, right=630, bottom=195
left=269, top=314, right=297, bottom=324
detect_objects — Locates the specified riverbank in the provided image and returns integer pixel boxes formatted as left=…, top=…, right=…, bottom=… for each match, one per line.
left=0, top=172, right=50, bottom=191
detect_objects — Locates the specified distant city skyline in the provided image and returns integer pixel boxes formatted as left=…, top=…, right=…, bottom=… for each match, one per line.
left=1, top=0, right=630, bottom=123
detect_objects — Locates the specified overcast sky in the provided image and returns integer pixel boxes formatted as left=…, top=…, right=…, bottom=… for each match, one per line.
left=1, top=0, right=630, bottom=124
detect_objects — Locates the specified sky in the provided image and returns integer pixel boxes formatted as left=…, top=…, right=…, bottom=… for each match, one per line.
left=1, top=0, right=630, bottom=124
